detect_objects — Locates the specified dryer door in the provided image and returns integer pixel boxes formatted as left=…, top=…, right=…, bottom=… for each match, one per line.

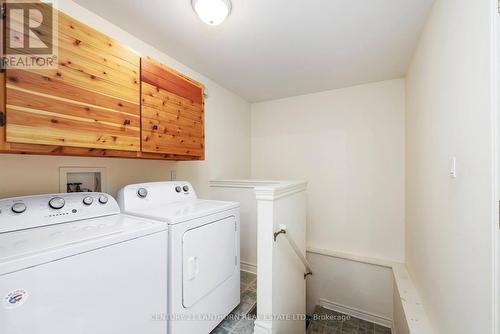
left=182, top=216, right=237, bottom=309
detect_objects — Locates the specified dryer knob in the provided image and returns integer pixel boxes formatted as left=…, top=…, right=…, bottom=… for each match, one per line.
left=49, top=197, right=65, bottom=210
left=175, top=186, right=182, bottom=193
left=11, top=203, right=27, bottom=214
left=98, top=195, right=109, bottom=204
left=183, top=185, right=189, bottom=192
left=137, top=188, right=148, bottom=198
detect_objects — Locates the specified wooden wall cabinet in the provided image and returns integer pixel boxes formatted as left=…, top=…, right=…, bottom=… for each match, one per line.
left=141, top=57, right=205, bottom=159
left=0, top=3, right=205, bottom=161
left=4, top=5, right=141, bottom=152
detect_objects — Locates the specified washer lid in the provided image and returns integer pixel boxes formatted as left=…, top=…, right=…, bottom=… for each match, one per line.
left=123, top=199, right=239, bottom=224
left=0, top=214, right=167, bottom=275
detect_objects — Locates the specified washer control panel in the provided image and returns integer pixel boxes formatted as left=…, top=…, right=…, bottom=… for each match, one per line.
left=0, top=193, right=120, bottom=234
left=117, top=181, right=196, bottom=211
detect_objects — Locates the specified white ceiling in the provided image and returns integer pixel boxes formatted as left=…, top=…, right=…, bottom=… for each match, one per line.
left=73, top=0, right=434, bottom=102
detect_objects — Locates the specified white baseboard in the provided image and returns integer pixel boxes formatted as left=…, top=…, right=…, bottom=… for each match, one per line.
left=241, top=260, right=257, bottom=274
left=319, top=298, right=393, bottom=329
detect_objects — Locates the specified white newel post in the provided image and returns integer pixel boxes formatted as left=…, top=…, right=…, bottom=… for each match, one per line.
left=253, top=182, right=308, bottom=334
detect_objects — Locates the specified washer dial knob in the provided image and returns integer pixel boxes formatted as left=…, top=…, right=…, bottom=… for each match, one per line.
left=49, top=197, right=65, bottom=210
left=83, top=196, right=94, bottom=206
left=183, top=185, right=189, bottom=192
left=137, top=188, right=148, bottom=198
left=175, top=186, right=182, bottom=193
left=98, top=195, right=109, bottom=204
left=11, top=203, right=27, bottom=214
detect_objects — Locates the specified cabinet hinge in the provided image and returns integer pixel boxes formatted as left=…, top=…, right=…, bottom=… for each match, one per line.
left=0, top=112, right=5, bottom=127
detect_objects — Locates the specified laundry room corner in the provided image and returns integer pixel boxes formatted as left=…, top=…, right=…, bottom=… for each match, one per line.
left=0, top=0, right=498, bottom=333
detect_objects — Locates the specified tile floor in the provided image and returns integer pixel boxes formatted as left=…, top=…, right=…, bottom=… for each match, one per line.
left=307, top=306, right=392, bottom=334
left=211, top=273, right=391, bottom=334
left=211, top=271, right=257, bottom=334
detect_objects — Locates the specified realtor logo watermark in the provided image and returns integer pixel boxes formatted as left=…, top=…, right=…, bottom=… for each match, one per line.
left=1, top=0, right=58, bottom=69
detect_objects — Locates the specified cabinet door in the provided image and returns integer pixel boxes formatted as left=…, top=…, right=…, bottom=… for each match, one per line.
left=5, top=4, right=141, bottom=151
left=141, top=57, right=205, bottom=158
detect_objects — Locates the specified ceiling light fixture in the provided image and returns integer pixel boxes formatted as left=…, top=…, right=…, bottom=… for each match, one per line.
left=191, top=0, right=232, bottom=26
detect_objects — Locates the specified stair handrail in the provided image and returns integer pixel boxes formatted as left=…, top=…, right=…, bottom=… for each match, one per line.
left=274, top=225, right=313, bottom=279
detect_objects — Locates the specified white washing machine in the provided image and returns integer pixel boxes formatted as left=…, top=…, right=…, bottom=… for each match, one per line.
left=117, top=181, right=240, bottom=334
left=0, top=192, right=168, bottom=334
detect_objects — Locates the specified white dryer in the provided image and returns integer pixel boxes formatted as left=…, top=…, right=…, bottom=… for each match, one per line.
left=0, top=192, right=168, bottom=334
left=117, top=182, right=240, bottom=334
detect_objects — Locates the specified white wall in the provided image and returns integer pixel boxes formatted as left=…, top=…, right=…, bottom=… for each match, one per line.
left=251, top=79, right=406, bottom=263
left=405, top=0, right=495, bottom=333
left=0, top=0, right=251, bottom=199
left=0, top=155, right=177, bottom=199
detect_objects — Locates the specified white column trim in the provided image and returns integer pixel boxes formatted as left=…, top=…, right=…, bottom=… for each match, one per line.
left=254, top=181, right=308, bottom=201
left=210, top=180, right=283, bottom=188
left=210, top=179, right=308, bottom=201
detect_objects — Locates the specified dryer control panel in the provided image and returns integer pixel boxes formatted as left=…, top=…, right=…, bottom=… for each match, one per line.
left=0, top=193, right=120, bottom=234
left=117, top=182, right=197, bottom=211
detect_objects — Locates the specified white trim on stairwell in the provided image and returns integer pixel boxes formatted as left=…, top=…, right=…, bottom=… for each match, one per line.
left=241, top=260, right=257, bottom=275
left=308, top=248, right=433, bottom=334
